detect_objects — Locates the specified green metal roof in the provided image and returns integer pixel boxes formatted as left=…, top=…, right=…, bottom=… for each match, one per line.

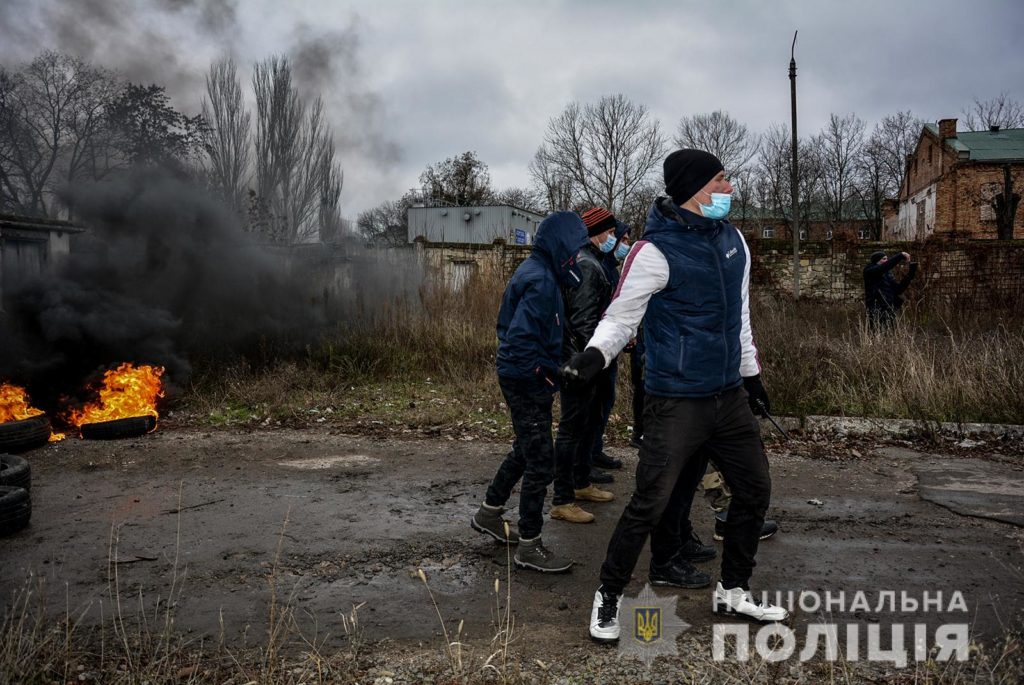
left=926, top=123, right=1024, bottom=161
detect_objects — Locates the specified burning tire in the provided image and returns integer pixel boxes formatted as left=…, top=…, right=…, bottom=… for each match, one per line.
left=0, top=454, right=31, bottom=492
left=0, top=485, right=31, bottom=537
left=80, top=415, right=157, bottom=440
left=0, top=416, right=51, bottom=453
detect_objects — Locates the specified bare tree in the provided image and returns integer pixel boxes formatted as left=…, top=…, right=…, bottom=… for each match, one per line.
left=674, top=110, right=760, bottom=175
left=993, top=165, right=1021, bottom=240
left=316, top=137, right=344, bottom=243
left=815, top=113, right=865, bottom=226
left=357, top=196, right=413, bottom=246
left=960, top=93, right=1024, bottom=131
left=419, top=151, right=493, bottom=206
left=493, top=186, right=543, bottom=213
left=252, top=56, right=337, bottom=243
left=854, top=135, right=887, bottom=239
left=0, top=51, right=116, bottom=217
left=532, top=94, right=665, bottom=213
left=617, top=179, right=660, bottom=236
left=753, top=123, right=822, bottom=233
left=871, top=111, right=923, bottom=200
left=202, top=56, right=251, bottom=217
left=529, top=144, right=575, bottom=212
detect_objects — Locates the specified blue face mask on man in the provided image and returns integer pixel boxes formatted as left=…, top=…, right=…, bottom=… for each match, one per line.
left=614, top=240, right=631, bottom=260
left=698, top=191, right=732, bottom=219
left=598, top=233, right=618, bottom=253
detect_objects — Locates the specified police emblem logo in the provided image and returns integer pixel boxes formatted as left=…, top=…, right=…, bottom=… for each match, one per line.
left=618, top=584, right=690, bottom=668
left=634, top=606, right=661, bottom=643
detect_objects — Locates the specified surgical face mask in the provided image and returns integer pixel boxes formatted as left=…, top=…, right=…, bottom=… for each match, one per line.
left=598, top=233, right=617, bottom=253
left=698, top=191, right=732, bottom=219
left=614, top=240, right=631, bottom=260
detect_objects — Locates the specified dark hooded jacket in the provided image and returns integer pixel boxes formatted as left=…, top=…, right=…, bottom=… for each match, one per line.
left=496, top=211, right=588, bottom=388
left=863, top=253, right=917, bottom=313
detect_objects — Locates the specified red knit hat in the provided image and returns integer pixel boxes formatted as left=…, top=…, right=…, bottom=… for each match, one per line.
left=581, top=207, right=616, bottom=236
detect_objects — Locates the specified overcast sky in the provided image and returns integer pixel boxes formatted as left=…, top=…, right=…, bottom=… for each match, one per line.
left=2, top=0, right=1023, bottom=218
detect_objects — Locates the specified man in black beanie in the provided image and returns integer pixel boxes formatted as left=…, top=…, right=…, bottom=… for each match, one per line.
left=563, top=149, right=788, bottom=641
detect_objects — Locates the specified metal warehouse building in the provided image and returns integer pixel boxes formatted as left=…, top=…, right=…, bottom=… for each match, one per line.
left=407, top=205, right=546, bottom=245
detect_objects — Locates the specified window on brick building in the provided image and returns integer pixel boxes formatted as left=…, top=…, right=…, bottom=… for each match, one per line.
left=762, top=226, right=775, bottom=238
left=857, top=228, right=870, bottom=240
left=826, top=229, right=833, bottom=240
left=799, top=229, right=808, bottom=240
left=928, top=145, right=933, bottom=165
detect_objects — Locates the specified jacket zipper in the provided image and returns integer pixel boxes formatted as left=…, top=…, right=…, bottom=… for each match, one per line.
left=707, top=229, right=729, bottom=389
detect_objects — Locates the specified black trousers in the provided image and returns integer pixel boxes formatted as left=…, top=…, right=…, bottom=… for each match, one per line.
left=485, top=376, right=556, bottom=540
left=589, top=359, right=618, bottom=461
left=552, top=372, right=607, bottom=504
left=599, top=386, right=771, bottom=593
left=629, top=348, right=645, bottom=440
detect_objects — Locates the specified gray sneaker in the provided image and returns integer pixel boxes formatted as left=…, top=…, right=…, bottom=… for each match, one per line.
left=471, top=504, right=520, bottom=544
left=513, top=537, right=573, bottom=573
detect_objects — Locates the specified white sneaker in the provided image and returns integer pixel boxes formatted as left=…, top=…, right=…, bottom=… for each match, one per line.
left=713, top=582, right=790, bottom=622
left=589, top=587, right=621, bottom=642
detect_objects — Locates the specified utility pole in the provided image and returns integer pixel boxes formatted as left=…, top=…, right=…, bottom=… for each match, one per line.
left=789, top=30, right=801, bottom=298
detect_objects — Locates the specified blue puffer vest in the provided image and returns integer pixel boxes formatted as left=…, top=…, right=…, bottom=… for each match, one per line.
left=641, top=198, right=748, bottom=397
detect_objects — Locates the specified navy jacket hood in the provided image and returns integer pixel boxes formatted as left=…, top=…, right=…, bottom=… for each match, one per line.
left=532, top=211, right=588, bottom=287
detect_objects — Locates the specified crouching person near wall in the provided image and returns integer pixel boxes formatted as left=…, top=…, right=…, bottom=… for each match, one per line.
left=470, top=211, right=589, bottom=573
left=563, top=149, right=790, bottom=639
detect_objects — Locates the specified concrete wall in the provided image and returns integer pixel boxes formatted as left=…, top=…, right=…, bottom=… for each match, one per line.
left=410, top=237, right=1024, bottom=309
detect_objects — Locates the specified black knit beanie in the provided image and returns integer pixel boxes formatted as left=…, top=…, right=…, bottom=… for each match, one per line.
left=663, top=149, right=725, bottom=205
left=869, top=251, right=886, bottom=265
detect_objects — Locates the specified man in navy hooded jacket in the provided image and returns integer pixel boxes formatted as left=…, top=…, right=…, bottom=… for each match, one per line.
left=564, top=150, right=789, bottom=640
left=471, top=210, right=588, bottom=574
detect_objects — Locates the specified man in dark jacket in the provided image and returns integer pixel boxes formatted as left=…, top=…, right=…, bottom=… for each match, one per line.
left=564, top=149, right=789, bottom=641
left=864, top=251, right=918, bottom=329
left=587, top=220, right=634, bottom=474
left=471, top=211, right=588, bottom=573
left=549, top=208, right=619, bottom=526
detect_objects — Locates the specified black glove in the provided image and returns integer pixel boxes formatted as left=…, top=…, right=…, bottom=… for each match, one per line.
left=743, top=374, right=770, bottom=417
left=561, top=348, right=605, bottom=385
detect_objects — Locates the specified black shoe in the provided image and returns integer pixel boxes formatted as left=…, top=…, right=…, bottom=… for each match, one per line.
left=714, top=511, right=780, bottom=542
left=588, top=468, right=614, bottom=484
left=593, top=452, right=623, bottom=470
left=677, top=532, right=716, bottom=563
left=649, top=556, right=711, bottom=589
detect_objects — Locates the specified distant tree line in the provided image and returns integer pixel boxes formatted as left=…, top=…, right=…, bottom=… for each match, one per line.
left=4, top=51, right=1019, bottom=246
left=360, top=92, right=1024, bottom=245
left=0, top=50, right=344, bottom=244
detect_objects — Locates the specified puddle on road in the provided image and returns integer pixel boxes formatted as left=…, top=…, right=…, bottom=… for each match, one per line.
left=278, top=454, right=380, bottom=470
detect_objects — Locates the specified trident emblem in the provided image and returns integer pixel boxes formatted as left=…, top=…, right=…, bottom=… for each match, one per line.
left=634, top=607, right=661, bottom=643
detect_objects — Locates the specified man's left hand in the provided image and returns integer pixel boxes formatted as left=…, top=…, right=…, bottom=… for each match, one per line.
left=743, top=375, right=771, bottom=417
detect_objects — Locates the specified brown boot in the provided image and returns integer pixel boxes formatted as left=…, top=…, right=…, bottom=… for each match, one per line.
left=550, top=503, right=595, bottom=523
left=575, top=484, right=614, bottom=503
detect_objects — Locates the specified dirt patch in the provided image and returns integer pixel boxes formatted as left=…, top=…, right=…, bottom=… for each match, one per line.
left=2, top=426, right=1022, bottom=668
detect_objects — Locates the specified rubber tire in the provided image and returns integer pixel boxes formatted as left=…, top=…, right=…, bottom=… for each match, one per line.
left=0, top=416, right=51, bottom=453
left=0, top=485, right=31, bottom=537
left=0, top=454, right=30, bottom=492
left=80, top=415, right=156, bottom=440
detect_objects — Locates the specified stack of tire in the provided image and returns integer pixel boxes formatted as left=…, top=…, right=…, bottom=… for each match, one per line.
left=0, top=415, right=49, bottom=537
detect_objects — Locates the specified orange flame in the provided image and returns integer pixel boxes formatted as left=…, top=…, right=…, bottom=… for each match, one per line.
left=0, top=383, right=45, bottom=423
left=67, top=363, right=165, bottom=428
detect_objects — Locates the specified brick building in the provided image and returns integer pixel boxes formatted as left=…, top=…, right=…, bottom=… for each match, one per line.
left=732, top=215, right=875, bottom=242
left=884, top=119, right=1024, bottom=240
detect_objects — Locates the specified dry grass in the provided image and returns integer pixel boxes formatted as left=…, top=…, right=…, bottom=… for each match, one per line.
left=179, top=264, right=1024, bottom=428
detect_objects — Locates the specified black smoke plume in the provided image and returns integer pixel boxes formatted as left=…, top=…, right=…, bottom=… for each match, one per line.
left=1, top=167, right=325, bottom=408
